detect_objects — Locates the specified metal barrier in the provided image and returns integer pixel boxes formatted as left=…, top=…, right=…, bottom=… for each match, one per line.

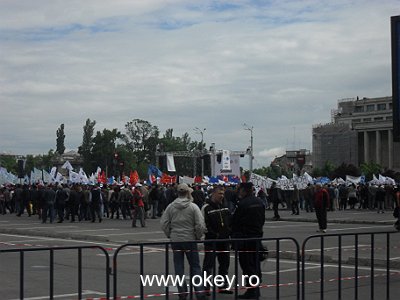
left=0, top=245, right=111, bottom=300
left=2, top=231, right=398, bottom=299
left=301, top=231, right=398, bottom=300
left=113, top=237, right=301, bottom=300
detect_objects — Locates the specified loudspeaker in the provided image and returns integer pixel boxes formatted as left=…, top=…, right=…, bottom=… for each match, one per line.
left=17, top=159, right=25, bottom=178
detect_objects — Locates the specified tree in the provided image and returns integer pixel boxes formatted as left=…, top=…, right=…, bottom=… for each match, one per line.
left=360, top=162, right=382, bottom=181
left=123, top=119, right=159, bottom=167
left=331, top=163, right=360, bottom=180
left=78, top=119, right=96, bottom=172
left=56, top=124, right=66, bottom=155
left=91, top=128, right=122, bottom=176
left=158, top=129, right=206, bottom=176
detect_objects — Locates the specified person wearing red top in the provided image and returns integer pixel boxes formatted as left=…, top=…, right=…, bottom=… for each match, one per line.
left=132, top=183, right=145, bottom=227
left=314, top=183, right=330, bottom=233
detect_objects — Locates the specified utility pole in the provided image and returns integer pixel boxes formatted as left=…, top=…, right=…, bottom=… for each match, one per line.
left=194, top=127, right=206, bottom=177
left=243, top=123, right=254, bottom=175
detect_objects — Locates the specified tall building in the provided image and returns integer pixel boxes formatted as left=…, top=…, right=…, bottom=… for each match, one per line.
left=312, top=96, right=400, bottom=170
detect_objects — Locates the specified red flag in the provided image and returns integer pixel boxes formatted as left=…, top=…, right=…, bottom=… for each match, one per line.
left=130, top=170, right=140, bottom=185
left=241, top=175, right=247, bottom=183
left=160, top=174, right=177, bottom=184
left=194, top=176, right=203, bottom=183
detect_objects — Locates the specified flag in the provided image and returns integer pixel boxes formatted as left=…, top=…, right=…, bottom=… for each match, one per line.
left=43, top=170, right=52, bottom=183
left=70, top=171, right=80, bottom=183
left=50, top=167, right=57, bottom=181
left=160, top=173, right=176, bottom=184
left=130, top=170, right=140, bottom=185
left=61, top=161, right=73, bottom=171
left=166, top=153, right=176, bottom=172
left=148, top=165, right=163, bottom=177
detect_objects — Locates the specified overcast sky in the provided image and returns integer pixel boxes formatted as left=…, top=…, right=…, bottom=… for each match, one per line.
left=0, top=0, right=398, bottom=168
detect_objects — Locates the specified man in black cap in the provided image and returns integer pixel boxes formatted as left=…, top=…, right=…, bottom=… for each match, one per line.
left=232, top=182, right=265, bottom=299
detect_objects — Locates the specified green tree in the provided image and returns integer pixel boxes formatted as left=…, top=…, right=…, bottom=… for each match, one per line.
left=331, top=163, right=360, bottom=180
left=56, top=124, right=66, bottom=155
left=78, top=119, right=96, bottom=172
left=0, top=155, right=17, bottom=173
left=91, top=128, right=122, bottom=176
left=123, top=119, right=160, bottom=167
left=360, top=162, right=382, bottom=181
left=158, top=129, right=205, bottom=176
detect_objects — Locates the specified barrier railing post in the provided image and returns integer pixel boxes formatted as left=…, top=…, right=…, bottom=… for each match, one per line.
left=320, top=236, right=324, bottom=300
left=355, top=234, right=359, bottom=300
left=140, top=244, right=144, bottom=299
left=276, top=240, right=280, bottom=299
left=370, top=234, right=374, bottom=299
left=50, top=249, right=54, bottom=300
left=338, top=235, right=342, bottom=300
left=234, top=240, right=239, bottom=299
left=386, top=233, right=390, bottom=300
left=78, top=248, right=82, bottom=300
left=20, top=251, right=24, bottom=300
left=165, top=243, right=169, bottom=300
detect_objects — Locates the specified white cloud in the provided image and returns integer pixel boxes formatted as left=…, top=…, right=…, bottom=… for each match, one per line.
left=0, top=0, right=397, bottom=168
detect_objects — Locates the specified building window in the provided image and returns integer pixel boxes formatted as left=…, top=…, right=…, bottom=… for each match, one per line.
left=389, top=103, right=393, bottom=109
left=377, top=103, right=386, bottom=111
left=352, top=119, right=361, bottom=123
left=386, top=116, right=393, bottom=120
left=363, top=118, right=372, bottom=122
left=374, top=117, right=383, bottom=121
left=366, top=105, right=375, bottom=112
left=354, top=106, right=364, bottom=113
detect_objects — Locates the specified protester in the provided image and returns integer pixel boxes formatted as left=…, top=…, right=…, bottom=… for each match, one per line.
left=232, top=182, right=265, bottom=299
left=90, top=185, right=103, bottom=223
left=269, top=182, right=281, bottom=220
left=132, top=183, right=145, bottom=227
left=160, top=183, right=207, bottom=300
left=201, top=186, right=232, bottom=294
left=291, top=185, right=300, bottom=215
left=314, top=183, right=330, bottom=233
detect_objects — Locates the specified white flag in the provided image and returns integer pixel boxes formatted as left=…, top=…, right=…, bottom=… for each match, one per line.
left=50, top=167, right=57, bottom=182
left=61, top=161, right=73, bottom=171
left=222, top=150, right=231, bottom=170
left=166, top=153, right=176, bottom=172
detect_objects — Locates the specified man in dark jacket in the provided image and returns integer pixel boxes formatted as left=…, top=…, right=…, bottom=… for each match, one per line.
left=91, top=185, right=103, bottom=223
left=201, top=186, right=232, bottom=294
left=232, top=182, right=265, bottom=299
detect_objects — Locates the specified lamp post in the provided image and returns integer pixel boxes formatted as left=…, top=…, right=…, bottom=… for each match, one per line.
left=243, top=123, right=254, bottom=175
left=194, top=127, right=206, bottom=177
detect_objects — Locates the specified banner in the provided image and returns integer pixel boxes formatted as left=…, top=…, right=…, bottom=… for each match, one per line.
left=222, top=150, right=231, bottom=170
left=166, top=153, right=176, bottom=172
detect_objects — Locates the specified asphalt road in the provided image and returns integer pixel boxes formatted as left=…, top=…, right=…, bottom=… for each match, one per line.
left=0, top=209, right=399, bottom=300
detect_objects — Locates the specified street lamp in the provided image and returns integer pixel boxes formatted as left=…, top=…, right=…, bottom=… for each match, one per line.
left=243, top=123, right=254, bottom=175
left=194, top=127, right=206, bottom=177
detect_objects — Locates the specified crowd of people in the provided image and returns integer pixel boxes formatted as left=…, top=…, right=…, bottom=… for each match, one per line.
left=0, top=180, right=399, bottom=299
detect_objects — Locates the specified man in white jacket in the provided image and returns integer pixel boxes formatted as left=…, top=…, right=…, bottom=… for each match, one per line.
left=161, top=183, right=207, bottom=300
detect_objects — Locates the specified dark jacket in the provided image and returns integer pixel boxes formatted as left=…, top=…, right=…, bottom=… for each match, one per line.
left=232, top=195, right=265, bottom=238
left=202, top=200, right=231, bottom=239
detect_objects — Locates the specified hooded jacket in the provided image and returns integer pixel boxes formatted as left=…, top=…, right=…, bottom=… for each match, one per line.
left=160, top=196, right=206, bottom=242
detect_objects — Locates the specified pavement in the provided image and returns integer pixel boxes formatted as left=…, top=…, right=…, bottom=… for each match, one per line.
left=0, top=209, right=399, bottom=300
left=0, top=208, right=397, bottom=242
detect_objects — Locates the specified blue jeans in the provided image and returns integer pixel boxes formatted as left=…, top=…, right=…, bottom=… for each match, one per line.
left=172, top=242, right=205, bottom=299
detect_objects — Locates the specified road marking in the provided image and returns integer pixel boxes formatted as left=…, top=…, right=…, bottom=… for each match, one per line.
left=10, top=290, right=105, bottom=300
left=329, top=225, right=394, bottom=231
left=304, top=244, right=369, bottom=252
left=94, top=230, right=164, bottom=237
left=57, top=228, right=120, bottom=233
left=7, top=226, right=78, bottom=230
left=263, top=266, right=321, bottom=275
